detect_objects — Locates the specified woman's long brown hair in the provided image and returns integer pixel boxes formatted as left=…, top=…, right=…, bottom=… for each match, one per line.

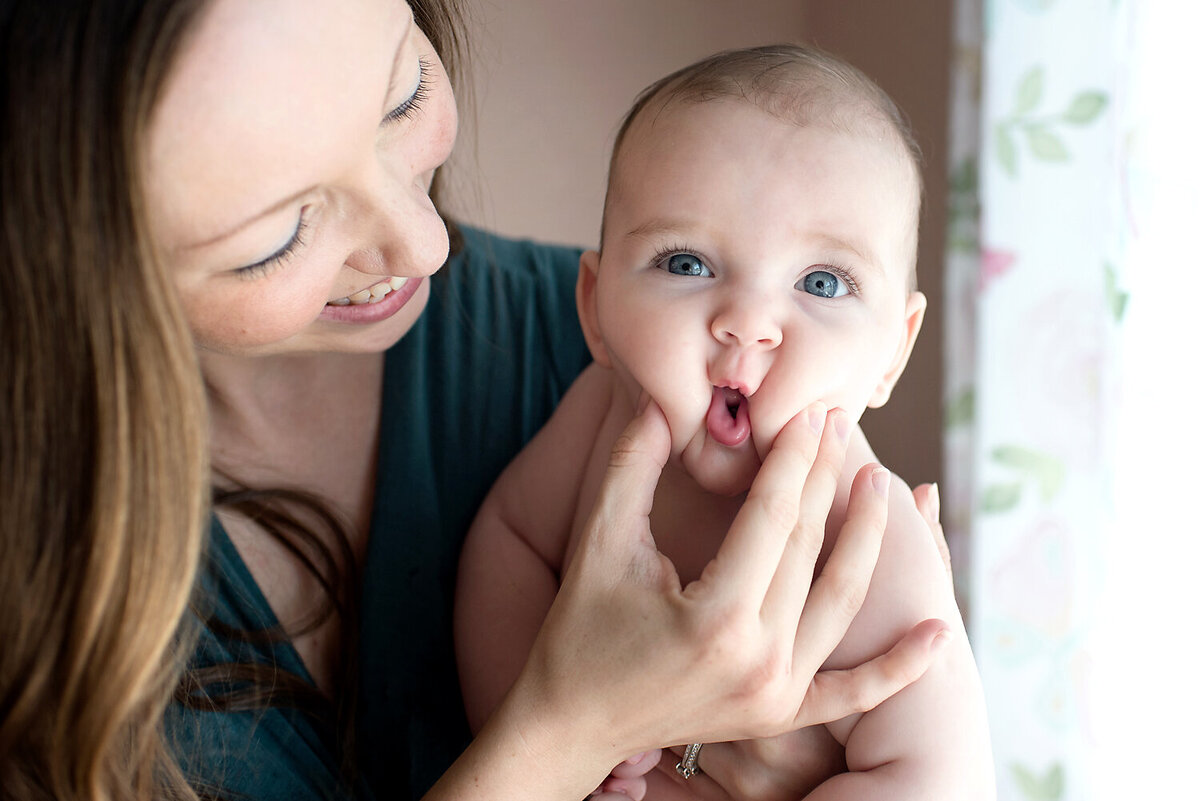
left=1, top=1, right=209, bottom=799
left=2, top=1, right=467, bottom=799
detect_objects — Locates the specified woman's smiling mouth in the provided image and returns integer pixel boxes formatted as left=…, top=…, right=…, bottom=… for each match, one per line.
left=319, top=275, right=425, bottom=323
left=326, top=276, right=411, bottom=306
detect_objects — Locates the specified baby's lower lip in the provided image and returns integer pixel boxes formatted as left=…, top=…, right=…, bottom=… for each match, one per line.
left=319, top=276, right=423, bottom=323
left=706, top=386, right=752, bottom=447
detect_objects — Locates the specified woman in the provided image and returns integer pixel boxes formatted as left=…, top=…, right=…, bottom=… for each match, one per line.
left=0, top=1, right=949, bottom=799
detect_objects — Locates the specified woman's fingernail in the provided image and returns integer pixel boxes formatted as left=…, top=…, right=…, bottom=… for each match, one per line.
left=929, top=482, right=941, bottom=522
left=932, top=627, right=953, bottom=651
left=872, top=467, right=891, bottom=496
left=808, top=403, right=827, bottom=435
left=626, top=752, right=645, bottom=765
left=833, top=408, right=851, bottom=442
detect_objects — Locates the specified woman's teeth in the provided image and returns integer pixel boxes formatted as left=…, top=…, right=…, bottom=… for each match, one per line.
left=327, top=276, right=408, bottom=306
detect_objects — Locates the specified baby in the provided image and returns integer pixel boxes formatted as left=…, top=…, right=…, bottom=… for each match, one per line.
left=456, top=44, right=994, bottom=799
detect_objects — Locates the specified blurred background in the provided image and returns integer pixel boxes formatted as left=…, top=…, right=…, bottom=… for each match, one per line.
left=442, top=1, right=1198, bottom=798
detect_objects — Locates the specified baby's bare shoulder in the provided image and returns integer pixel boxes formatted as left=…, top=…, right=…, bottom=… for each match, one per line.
left=480, top=364, right=616, bottom=566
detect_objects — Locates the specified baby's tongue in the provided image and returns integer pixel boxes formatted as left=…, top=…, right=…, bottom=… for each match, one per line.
left=706, top=386, right=751, bottom=447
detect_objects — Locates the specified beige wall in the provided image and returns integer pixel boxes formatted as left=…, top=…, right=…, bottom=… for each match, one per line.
left=443, top=0, right=952, bottom=488
left=442, top=0, right=809, bottom=247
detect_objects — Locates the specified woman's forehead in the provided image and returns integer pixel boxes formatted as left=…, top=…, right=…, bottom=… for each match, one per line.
left=143, top=0, right=410, bottom=248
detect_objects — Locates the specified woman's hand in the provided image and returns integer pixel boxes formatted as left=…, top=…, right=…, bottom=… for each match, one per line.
left=651, top=620, right=951, bottom=801
left=653, top=482, right=955, bottom=801
left=912, top=481, right=952, bottom=579
left=460, top=400, right=944, bottom=801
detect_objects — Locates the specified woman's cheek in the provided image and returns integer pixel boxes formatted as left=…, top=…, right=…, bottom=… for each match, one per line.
left=184, top=281, right=326, bottom=352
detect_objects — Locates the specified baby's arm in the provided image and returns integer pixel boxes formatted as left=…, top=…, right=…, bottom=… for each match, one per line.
left=807, top=440, right=995, bottom=799
left=457, top=366, right=663, bottom=797
left=455, top=364, right=614, bottom=730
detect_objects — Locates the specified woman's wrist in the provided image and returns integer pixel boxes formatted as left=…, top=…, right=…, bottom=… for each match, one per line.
left=428, top=673, right=617, bottom=801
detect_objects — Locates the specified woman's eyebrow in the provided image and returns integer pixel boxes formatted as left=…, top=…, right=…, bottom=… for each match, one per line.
left=184, top=185, right=314, bottom=251
left=383, top=6, right=415, bottom=104
left=188, top=10, right=414, bottom=253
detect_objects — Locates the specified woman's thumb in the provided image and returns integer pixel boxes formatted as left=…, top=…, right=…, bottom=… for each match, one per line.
left=586, top=396, right=671, bottom=552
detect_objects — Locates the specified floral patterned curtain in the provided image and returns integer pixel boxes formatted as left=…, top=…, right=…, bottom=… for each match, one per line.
left=946, top=0, right=1197, bottom=797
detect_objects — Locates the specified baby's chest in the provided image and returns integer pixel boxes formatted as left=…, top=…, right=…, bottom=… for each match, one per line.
left=648, top=505, right=734, bottom=585
left=562, top=454, right=739, bottom=585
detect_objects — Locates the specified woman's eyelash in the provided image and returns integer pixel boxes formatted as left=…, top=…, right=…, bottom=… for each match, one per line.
left=383, top=58, right=430, bottom=124
left=235, top=213, right=309, bottom=279
left=232, top=60, right=430, bottom=280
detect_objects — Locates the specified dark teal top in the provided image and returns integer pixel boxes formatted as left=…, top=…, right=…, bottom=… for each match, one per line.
left=168, top=227, right=590, bottom=801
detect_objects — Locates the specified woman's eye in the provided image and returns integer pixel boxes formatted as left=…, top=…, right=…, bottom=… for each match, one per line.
left=383, top=59, right=429, bottom=124
left=799, top=270, right=849, bottom=298
left=660, top=253, right=713, bottom=277
left=235, top=214, right=309, bottom=279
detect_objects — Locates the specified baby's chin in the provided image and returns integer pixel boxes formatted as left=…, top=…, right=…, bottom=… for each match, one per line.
left=677, top=435, right=762, bottom=497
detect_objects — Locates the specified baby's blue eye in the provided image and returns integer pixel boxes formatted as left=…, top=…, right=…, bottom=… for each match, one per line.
left=662, top=253, right=712, bottom=277
left=799, top=270, right=848, bottom=298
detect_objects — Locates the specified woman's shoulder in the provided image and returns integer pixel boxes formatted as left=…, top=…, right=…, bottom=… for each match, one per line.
left=421, top=222, right=590, bottom=382
left=448, top=223, right=585, bottom=284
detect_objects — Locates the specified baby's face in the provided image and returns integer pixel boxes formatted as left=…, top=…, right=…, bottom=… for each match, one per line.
left=582, top=98, right=924, bottom=496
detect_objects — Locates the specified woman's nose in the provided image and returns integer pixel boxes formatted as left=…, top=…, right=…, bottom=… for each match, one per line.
left=710, top=299, right=782, bottom=350
left=344, top=167, right=449, bottom=279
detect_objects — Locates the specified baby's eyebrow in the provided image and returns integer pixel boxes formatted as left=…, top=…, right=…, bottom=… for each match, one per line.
left=623, top=218, right=693, bottom=243
left=808, top=233, right=882, bottom=272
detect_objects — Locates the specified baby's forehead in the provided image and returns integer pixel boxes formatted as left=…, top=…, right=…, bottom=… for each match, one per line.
left=620, top=86, right=909, bottom=165
left=610, top=93, right=919, bottom=211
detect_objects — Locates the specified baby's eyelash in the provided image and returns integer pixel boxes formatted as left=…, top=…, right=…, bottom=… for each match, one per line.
left=810, top=263, right=861, bottom=295
left=649, top=242, right=702, bottom=268
left=383, top=58, right=430, bottom=124
left=235, top=213, right=309, bottom=280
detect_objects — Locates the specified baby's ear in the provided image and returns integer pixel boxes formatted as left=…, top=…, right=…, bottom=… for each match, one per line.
left=576, top=250, right=612, bottom=368
left=868, top=291, right=927, bottom=408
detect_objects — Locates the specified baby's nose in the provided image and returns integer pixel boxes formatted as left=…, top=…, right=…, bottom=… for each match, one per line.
left=711, top=302, right=782, bottom=350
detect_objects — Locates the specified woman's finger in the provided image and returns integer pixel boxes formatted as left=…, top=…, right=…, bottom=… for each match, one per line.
left=790, top=462, right=890, bottom=685
left=760, top=407, right=851, bottom=629
left=699, top=402, right=827, bottom=605
left=667, top=727, right=845, bottom=801
left=594, top=775, right=649, bottom=801
left=608, top=749, right=662, bottom=779
left=569, top=399, right=671, bottom=564
left=794, top=618, right=950, bottom=727
left=912, top=482, right=953, bottom=580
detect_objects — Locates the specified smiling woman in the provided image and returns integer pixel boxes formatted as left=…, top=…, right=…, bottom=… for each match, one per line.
left=144, top=0, right=457, bottom=356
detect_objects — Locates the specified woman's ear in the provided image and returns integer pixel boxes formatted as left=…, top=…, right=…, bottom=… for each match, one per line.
left=868, top=291, right=927, bottom=408
left=576, top=250, right=612, bottom=368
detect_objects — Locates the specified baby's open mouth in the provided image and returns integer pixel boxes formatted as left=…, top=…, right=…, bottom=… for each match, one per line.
left=706, top=386, right=751, bottom=447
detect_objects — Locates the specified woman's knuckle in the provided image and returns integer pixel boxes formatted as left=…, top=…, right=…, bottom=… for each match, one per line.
left=756, top=489, right=798, bottom=533
left=839, top=677, right=872, bottom=713
left=607, top=433, right=643, bottom=468
left=791, top=513, right=825, bottom=561
left=823, top=567, right=869, bottom=619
